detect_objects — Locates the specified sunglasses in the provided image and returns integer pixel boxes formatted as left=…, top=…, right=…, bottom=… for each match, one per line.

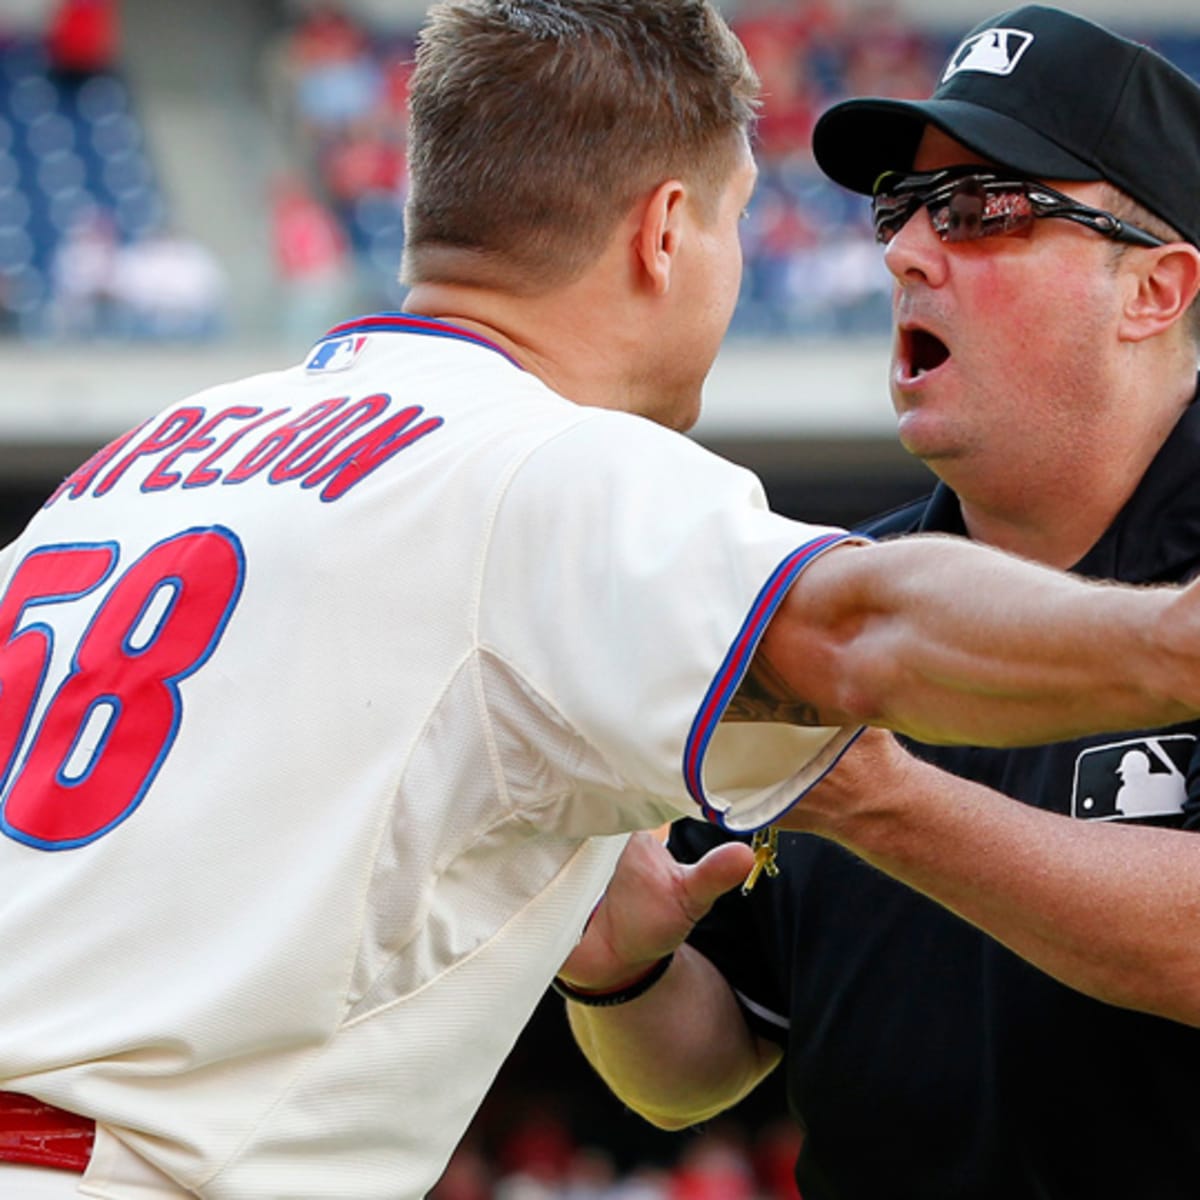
left=871, top=167, right=1167, bottom=249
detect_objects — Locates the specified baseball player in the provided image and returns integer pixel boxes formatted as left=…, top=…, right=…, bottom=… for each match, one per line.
left=3, top=1, right=1200, bottom=1197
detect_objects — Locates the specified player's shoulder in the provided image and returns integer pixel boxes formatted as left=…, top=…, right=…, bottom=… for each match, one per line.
left=555, top=405, right=747, bottom=465
left=520, top=406, right=762, bottom=507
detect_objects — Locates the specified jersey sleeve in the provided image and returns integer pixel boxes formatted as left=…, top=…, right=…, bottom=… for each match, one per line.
left=477, top=411, right=863, bottom=833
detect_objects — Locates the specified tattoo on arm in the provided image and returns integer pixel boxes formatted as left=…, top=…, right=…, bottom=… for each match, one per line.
left=726, top=655, right=825, bottom=726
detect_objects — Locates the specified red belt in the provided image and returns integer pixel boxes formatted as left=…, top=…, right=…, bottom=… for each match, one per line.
left=0, top=1092, right=95, bottom=1173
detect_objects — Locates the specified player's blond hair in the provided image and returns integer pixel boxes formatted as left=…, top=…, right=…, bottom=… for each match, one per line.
left=401, top=0, right=759, bottom=292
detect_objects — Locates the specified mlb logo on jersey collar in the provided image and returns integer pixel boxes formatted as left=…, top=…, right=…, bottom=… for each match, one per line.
left=942, top=26, right=1034, bottom=80
left=306, top=335, right=368, bottom=373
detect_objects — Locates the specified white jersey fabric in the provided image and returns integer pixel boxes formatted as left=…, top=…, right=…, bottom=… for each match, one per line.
left=0, top=315, right=859, bottom=1199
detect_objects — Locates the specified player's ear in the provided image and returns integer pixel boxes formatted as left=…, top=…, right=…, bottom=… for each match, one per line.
left=1119, top=243, right=1200, bottom=343
left=634, top=179, right=687, bottom=296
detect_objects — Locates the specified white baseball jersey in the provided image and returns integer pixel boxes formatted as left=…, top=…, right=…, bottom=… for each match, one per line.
left=0, top=314, right=859, bottom=1199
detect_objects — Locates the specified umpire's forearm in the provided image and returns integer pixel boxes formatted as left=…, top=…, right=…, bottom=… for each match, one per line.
left=564, top=944, right=781, bottom=1130
left=763, top=535, right=1198, bottom=747
left=787, top=732, right=1200, bottom=1026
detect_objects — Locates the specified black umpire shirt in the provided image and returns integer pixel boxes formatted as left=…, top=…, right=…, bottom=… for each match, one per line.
left=671, top=389, right=1200, bottom=1200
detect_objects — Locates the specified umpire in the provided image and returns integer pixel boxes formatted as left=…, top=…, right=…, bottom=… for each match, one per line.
left=561, top=6, right=1200, bottom=1198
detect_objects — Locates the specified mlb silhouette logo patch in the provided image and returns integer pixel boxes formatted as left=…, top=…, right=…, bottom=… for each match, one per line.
left=943, top=27, right=1035, bottom=81
left=306, top=335, right=368, bottom=373
left=1071, top=734, right=1194, bottom=821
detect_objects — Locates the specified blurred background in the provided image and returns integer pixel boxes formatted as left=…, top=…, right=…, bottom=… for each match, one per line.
left=0, top=0, right=1198, bottom=1195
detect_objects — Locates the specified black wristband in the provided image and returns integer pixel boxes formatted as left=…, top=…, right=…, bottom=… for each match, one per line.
left=551, top=952, right=674, bottom=1007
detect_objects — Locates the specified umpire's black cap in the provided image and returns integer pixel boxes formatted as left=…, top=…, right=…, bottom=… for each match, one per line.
left=811, top=4, right=1200, bottom=247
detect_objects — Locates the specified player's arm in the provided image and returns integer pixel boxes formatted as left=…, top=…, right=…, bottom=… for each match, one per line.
left=735, top=534, right=1200, bottom=746
left=559, top=831, right=781, bottom=1128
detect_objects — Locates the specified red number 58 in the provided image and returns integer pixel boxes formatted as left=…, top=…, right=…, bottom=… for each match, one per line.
left=0, top=527, right=244, bottom=850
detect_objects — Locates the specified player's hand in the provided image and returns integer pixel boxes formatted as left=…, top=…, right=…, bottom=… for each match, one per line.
left=556, top=829, right=755, bottom=991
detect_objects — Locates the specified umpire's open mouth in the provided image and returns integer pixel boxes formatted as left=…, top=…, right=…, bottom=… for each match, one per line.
left=897, top=325, right=950, bottom=383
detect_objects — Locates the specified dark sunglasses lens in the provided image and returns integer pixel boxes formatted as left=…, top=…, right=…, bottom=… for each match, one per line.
left=937, top=179, right=986, bottom=242
left=873, top=174, right=1038, bottom=244
left=934, top=179, right=1036, bottom=242
left=871, top=193, right=917, bottom=244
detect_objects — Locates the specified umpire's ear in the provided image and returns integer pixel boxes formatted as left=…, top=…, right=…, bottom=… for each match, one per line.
left=634, top=179, right=687, bottom=296
left=1118, top=241, right=1200, bottom=344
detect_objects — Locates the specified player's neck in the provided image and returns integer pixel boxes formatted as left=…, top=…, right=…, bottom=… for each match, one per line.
left=404, top=281, right=644, bottom=412
left=403, top=283, right=523, bottom=359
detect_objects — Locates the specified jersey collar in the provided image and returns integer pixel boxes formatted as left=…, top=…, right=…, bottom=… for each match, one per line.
left=314, top=312, right=523, bottom=368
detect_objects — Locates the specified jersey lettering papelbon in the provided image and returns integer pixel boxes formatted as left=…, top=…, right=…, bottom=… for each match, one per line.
left=46, top=392, right=444, bottom=506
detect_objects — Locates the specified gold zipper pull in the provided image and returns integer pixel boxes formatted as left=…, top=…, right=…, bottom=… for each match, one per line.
left=741, top=825, right=780, bottom=895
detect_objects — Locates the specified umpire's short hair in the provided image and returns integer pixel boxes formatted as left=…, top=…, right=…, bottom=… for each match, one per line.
left=402, top=0, right=759, bottom=293
left=1099, top=185, right=1200, bottom=350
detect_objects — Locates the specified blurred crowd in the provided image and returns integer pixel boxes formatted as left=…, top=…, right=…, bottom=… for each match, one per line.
left=264, top=1, right=1200, bottom=340
left=263, top=1, right=411, bottom=328
left=266, top=0, right=936, bottom=338
left=2, top=2, right=1197, bottom=348
left=0, top=0, right=227, bottom=340
left=430, top=1111, right=806, bottom=1200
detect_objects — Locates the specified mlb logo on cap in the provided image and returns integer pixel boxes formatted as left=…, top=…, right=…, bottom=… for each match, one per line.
left=306, top=335, right=368, bottom=373
left=943, top=27, right=1034, bottom=80
left=811, top=4, right=1200, bottom=248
